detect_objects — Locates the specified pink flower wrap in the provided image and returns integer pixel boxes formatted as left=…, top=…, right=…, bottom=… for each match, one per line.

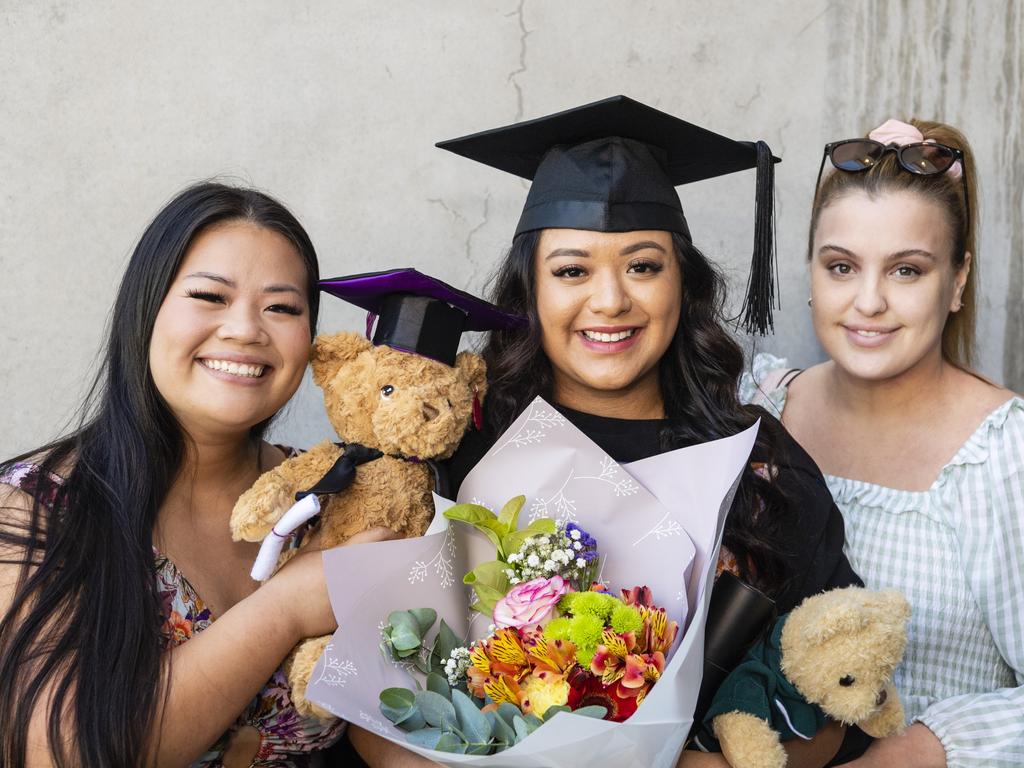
left=493, top=576, right=569, bottom=629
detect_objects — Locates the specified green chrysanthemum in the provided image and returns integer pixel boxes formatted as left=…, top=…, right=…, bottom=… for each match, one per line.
left=610, top=603, right=644, bottom=635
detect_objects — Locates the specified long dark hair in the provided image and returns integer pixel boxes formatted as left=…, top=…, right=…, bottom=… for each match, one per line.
left=0, top=182, right=320, bottom=767
left=483, top=230, right=792, bottom=594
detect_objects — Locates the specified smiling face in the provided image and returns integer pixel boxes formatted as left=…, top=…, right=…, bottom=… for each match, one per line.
left=149, top=220, right=312, bottom=441
left=534, top=228, right=682, bottom=415
left=810, top=190, right=970, bottom=382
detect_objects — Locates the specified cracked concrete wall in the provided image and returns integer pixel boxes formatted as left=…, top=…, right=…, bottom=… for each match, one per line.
left=1, top=1, right=1020, bottom=456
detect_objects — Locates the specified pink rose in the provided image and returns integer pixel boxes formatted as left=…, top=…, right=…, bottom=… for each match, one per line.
left=493, top=576, right=569, bottom=629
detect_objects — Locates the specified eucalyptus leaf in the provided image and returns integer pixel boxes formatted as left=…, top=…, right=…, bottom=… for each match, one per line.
left=380, top=687, right=415, bottom=710
left=512, top=715, right=530, bottom=743
left=426, top=671, right=451, bottom=700
left=523, top=713, right=543, bottom=732
left=542, top=704, right=571, bottom=721
left=415, top=690, right=458, bottom=730
left=497, top=702, right=522, bottom=727
left=431, top=620, right=461, bottom=670
left=434, top=731, right=468, bottom=754
left=451, top=689, right=493, bottom=746
left=408, top=608, right=437, bottom=636
left=405, top=727, right=443, bottom=749
left=394, top=709, right=427, bottom=732
left=487, top=708, right=516, bottom=744
left=572, top=704, right=609, bottom=719
left=388, top=612, right=424, bottom=652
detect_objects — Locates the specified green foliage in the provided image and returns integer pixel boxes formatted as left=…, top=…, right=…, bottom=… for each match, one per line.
left=380, top=609, right=461, bottom=677
left=378, top=673, right=608, bottom=755
left=445, top=496, right=556, bottom=615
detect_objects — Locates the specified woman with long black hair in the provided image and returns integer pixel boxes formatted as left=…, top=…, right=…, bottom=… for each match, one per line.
left=343, top=98, right=870, bottom=767
left=0, top=182, right=389, bottom=767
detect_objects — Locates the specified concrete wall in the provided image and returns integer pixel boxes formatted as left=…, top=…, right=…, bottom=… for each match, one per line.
left=1, top=1, right=1020, bottom=457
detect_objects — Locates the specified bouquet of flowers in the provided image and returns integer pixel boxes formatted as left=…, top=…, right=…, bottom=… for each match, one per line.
left=376, top=495, right=682, bottom=753
left=306, top=398, right=759, bottom=767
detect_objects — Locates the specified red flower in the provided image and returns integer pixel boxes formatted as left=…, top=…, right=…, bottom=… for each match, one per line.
left=566, top=667, right=642, bottom=722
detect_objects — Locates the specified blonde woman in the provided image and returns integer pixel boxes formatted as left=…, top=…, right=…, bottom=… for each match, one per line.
left=744, top=120, right=1023, bottom=767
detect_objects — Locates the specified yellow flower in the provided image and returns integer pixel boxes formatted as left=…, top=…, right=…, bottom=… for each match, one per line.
left=521, top=672, right=570, bottom=717
left=484, top=675, right=523, bottom=708
left=490, top=628, right=529, bottom=667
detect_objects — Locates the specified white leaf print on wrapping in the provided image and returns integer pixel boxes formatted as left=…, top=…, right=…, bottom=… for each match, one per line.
left=493, top=403, right=566, bottom=454
left=313, top=645, right=358, bottom=688
left=359, top=710, right=389, bottom=735
left=408, top=527, right=456, bottom=588
left=632, top=513, right=683, bottom=547
left=528, top=456, right=639, bottom=524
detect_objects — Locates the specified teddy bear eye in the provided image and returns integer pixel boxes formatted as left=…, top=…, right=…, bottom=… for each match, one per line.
left=839, top=675, right=856, bottom=687
left=380, top=385, right=395, bottom=398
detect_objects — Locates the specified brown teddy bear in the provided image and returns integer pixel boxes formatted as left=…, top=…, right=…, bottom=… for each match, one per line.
left=697, top=587, right=910, bottom=768
left=229, top=330, right=487, bottom=716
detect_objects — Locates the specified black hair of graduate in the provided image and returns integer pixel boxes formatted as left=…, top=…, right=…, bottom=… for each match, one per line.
left=0, top=182, right=320, bottom=767
left=482, top=230, right=794, bottom=596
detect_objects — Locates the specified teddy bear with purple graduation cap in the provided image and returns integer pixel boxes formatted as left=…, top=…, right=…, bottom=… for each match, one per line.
left=230, top=268, right=525, bottom=717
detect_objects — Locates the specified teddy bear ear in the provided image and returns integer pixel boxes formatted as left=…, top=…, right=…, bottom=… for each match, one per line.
left=874, top=589, right=911, bottom=623
left=788, top=587, right=874, bottom=646
left=454, top=352, right=488, bottom=401
left=311, top=332, right=373, bottom=389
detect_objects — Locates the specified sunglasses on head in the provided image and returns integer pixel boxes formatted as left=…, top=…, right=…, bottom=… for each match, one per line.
left=815, top=138, right=970, bottom=233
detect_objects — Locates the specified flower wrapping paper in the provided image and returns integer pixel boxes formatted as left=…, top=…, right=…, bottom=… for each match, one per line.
left=307, top=397, right=758, bottom=767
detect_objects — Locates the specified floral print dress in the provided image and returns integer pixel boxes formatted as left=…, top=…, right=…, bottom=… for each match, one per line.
left=2, top=458, right=345, bottom=768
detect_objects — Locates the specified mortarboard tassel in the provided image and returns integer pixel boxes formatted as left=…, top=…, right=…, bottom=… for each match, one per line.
left=739, top=140, right=779, bottom=336
left=365, top=311, right=378, bottom=340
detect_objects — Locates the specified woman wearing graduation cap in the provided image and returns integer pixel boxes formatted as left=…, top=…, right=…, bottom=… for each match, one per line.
left=345, top=97, right=870, bottom=767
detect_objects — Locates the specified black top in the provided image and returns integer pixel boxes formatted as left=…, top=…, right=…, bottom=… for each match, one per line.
left=447, top=404, right=862, bottom=616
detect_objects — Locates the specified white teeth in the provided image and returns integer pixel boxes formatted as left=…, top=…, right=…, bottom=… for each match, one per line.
left=856, top=330, right=882, bottom=337
left=201, top=359, right=266, bottom=378
left=582, top=329, right=636, bottom=342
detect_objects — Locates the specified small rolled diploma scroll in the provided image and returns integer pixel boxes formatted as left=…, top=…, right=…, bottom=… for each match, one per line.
left=250, top=494, right=322, bottom=581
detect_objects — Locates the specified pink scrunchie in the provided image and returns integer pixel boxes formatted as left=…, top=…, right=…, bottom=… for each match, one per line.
left=868, top=118, right=963, bottom=179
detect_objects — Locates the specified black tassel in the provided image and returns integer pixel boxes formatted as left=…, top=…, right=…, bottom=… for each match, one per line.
left=739, top=140, right=779, bottom=336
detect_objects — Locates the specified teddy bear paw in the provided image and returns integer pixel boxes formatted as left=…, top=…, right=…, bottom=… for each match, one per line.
left=284, top=635, right=336, bottom=720
left=714, top=711, right=788, bottom=768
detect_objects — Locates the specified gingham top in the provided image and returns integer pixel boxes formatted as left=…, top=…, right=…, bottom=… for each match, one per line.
left=741, top=353, right=1024, bottom=768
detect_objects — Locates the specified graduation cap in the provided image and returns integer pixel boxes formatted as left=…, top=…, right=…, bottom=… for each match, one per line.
left=319, top=268, right=527, bottom=367
left=436, top=95, right=781, bottom=335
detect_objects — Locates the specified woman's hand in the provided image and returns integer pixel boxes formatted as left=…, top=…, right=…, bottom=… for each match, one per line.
left=266, top=527, right=399, bottom=640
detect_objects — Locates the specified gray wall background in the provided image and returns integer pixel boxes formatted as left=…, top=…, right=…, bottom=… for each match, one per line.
left=1, top=1, right=1021, bottom=458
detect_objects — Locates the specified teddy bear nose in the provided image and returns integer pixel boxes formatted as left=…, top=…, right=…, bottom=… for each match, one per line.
left=875, top=688, right=887, bottom=707
left=422, top=403, right=440, bottom=421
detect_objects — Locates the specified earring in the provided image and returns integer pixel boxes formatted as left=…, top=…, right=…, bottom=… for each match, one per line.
left=807, top=297, right=813, bottom=307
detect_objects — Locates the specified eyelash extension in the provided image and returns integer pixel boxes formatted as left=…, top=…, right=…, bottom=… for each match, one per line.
left=268, top=303, right=304, bottom=316
left=185, top=289, right=226, bottom=302
left=553, top=264, right=586, bottom=278
left=627, top=259, right=663, bottom=274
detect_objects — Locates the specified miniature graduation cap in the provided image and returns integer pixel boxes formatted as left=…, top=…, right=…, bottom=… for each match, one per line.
left=319, top=268, right=527, bottom=367
left=436, top=95, right=781, bottom=335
